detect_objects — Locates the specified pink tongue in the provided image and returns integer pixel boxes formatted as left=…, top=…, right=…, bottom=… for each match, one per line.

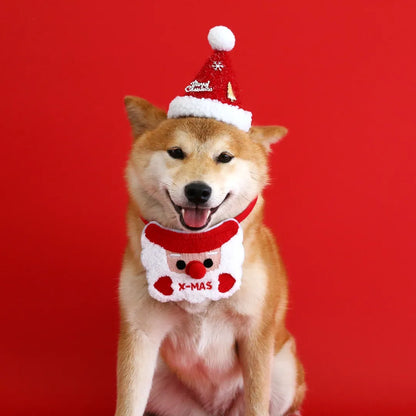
left=182, top=208, right=210, bottom=228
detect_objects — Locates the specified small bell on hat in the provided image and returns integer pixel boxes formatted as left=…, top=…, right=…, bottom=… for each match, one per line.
left=167, top=25, right=252, bottom=132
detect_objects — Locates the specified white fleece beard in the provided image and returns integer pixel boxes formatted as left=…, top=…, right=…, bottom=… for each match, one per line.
left=140, top=219, right=244, bottom=303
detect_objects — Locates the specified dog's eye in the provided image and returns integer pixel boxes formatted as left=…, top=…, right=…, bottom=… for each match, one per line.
left=216, top=152, right=234, bottom=164
left=167, top=147, right=185, bottom=160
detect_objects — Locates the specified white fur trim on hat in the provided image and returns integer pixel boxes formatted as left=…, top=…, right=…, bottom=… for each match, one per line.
left=167, top=96, right=252, bottom=132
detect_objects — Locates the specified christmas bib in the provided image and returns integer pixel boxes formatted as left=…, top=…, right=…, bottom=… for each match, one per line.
left=141, top=218, right=244, bottom=303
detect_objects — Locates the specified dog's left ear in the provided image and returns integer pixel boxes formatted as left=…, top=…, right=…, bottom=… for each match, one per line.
left=124, top=96, right=167, bottom=139
left=249, top=126, right=288, bottom=152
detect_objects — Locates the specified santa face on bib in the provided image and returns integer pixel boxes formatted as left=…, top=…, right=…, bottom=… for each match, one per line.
left=141, top=218, right=244, bottom=303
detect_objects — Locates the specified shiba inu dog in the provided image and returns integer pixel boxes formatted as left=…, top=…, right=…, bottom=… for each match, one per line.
left=115, top=25, right=305, bottom=416
left=115, top=96, right=306, bottom=416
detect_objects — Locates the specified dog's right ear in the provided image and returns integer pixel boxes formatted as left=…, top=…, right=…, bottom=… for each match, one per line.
left=249, top=126, right=288, bottom=152
left=124, top=96, right=167, bottom=138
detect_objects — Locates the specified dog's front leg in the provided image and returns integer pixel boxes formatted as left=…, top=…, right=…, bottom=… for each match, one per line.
left=239, top=330, right=275, bottom=416
left=115, top=322, right=163, bottom=416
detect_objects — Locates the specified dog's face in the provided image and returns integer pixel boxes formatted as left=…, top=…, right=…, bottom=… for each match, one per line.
left=125, top=96, right=287, bottom=231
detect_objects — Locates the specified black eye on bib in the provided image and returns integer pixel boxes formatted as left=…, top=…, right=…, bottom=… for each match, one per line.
left=176, top=260, right=186, bottom=270
left=203, top=258, right=213, bottom=268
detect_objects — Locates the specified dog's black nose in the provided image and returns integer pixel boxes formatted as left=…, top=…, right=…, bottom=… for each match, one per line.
left=184, top=182, right=212, bottom=204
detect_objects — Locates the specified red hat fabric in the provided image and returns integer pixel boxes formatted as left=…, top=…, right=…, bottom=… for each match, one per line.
left=167, top=26, right=252, bottom=132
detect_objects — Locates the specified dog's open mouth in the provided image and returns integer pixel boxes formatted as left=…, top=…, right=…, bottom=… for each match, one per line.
left=168, top=192, right=229, bottom=231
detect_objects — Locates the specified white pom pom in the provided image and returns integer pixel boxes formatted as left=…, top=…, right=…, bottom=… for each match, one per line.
left=208, top=26, right=235, bottom=51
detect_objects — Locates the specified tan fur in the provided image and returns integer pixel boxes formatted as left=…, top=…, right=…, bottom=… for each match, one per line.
left=116, top=97, right=305, bottom=416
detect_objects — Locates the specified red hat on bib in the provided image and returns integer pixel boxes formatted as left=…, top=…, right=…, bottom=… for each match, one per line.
left=167, top=26, right=252, bottom=132
left=144, top=220, right=239, bottom=254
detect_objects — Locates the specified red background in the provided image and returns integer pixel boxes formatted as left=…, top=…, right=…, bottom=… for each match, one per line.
left=1, top=1, right=415, bottom=415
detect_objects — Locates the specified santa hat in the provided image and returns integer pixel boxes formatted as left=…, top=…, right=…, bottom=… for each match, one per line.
left=167, top=26, right=252, bottom=132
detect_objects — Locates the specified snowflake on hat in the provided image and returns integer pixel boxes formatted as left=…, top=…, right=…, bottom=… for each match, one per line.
left=141, top=219, right=244, bottom=303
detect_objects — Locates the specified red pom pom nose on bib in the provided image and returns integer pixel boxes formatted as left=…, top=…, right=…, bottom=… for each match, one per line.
left=186, top=261, right=206, bottom=279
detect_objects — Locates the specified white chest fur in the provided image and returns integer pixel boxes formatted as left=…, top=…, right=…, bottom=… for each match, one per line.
left=162, top=307, right=239, bottom=371
left=159, top=305, right=244, bottom=407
